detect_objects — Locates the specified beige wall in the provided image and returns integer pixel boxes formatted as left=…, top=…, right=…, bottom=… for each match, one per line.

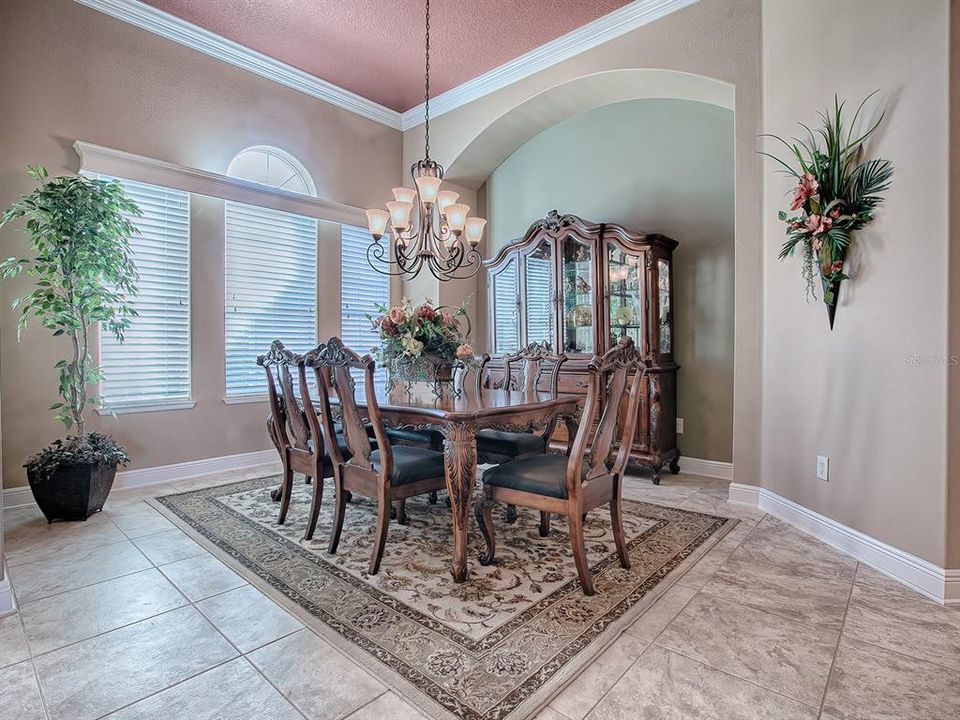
left=949, top=0, right=960, bottom=569
left=0, top=0, right=402, bottom=489
left=482, top=99, right=735, bottom=463
left=404, top=0, right=763, bottom=485
left=761, top=0, right=951, bottom=565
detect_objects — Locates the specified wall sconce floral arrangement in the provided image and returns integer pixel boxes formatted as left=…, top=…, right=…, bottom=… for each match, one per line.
left=762, top=93, right=893, bottom=329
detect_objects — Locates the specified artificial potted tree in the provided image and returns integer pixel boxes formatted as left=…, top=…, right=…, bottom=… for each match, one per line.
left=0, top=166, right=140, bottom=521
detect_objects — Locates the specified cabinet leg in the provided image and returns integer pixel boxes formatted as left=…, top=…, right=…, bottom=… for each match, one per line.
left=652, top=470, right=661, bottom=486
left=669, top=452, right=681, bottom=474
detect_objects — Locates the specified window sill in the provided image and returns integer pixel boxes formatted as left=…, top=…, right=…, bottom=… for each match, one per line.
left=97, top=400, right=196, bottom=416
left=222, top=394, right=268, bottom=405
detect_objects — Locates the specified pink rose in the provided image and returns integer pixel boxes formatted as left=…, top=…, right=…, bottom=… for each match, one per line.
left=380, top=318, right=399, bottom=337
left=415, top=304, right=437, bottom=321
left=789, top=172, right=819, bottom=211
left=830, top=260, right=844, bottom=275
left=804, top=214, right=832, bottom=236
left=455, top=343, right=473, bottom=359
left=388, top=306, right=405, bottom=324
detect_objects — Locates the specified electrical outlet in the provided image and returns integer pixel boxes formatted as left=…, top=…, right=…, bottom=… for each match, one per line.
left=676, top=418, right=684, bottom=434
left=816, top=455, right=829, bottom=482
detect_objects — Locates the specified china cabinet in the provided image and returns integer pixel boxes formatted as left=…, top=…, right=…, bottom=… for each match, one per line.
left=485, top=211, right=679, bottom=482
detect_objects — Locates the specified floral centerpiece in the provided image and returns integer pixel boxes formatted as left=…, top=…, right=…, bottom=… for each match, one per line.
left=371, top=298, right=474, bottom=389
left=762, top=93, right=893, bottom=328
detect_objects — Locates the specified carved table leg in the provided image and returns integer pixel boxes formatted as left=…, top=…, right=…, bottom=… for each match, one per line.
left=443, top=421, right=477, bottom=583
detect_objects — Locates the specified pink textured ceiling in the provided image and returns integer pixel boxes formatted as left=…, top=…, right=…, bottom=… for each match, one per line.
left=142, top=0, right=634, bottom=112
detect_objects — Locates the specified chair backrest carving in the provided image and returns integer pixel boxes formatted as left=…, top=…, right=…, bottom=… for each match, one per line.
left=567, top=337, right=648, bottom=484
left=503, top=342, right=567, bottom=394
left=303, top=337, right=383, bottom=473
left=257, top=340, right=313, bottom=454
left=456, top=354, right=491, bottom=400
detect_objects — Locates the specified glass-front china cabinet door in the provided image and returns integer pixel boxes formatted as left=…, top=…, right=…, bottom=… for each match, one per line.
left=657, top=257, right=673, bottom=356
left=560, top=235, right=595, bottom=354
left=524, top=239, right=555, bottom=349
left=606, top=243, right=645, bottom=351
left=490, top=256, right=520, bottom=354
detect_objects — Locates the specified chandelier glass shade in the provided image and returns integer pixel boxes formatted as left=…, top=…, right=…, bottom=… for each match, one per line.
left=364, top=0, right=486, bottom=281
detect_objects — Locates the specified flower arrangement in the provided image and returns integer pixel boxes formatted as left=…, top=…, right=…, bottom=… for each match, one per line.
left=762, top=93, right=893, bottom=328
left=371, top=297, right=474, bottom=382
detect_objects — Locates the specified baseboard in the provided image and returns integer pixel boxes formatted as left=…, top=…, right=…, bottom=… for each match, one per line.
left=679, top=457, right=733, bottom=481
left=729, top=483, right=959, bottom=606
left=2, top=448, right=278, bottom=509
left=0, top=574, right=15, bottom=617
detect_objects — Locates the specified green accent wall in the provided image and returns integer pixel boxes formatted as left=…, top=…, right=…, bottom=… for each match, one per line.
left=484, top=99, right=734, bottom=463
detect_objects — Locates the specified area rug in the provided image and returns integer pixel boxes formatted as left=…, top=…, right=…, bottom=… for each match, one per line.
left=150, top=476, right=734, bottom=720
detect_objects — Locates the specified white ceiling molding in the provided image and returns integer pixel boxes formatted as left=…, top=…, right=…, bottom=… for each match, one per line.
left=398, top=0, right=701, bottom=130
left=75, top=141, right=367, bottom=227
left=71, top=0, right=403, bottom=129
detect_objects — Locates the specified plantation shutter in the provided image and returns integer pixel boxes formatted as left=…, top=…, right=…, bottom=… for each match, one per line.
left=493, top=260, right=519, bottom=353
left=341, top=224, right=390, bottom=387
left=100, top=178, right=191, bottom=408
left=224, top=202, right=317, bottom=397
left=525, top=256, right=554, bottom=348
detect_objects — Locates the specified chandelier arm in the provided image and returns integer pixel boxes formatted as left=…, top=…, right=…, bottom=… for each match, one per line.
left=365, top=243, right=419, bottom=278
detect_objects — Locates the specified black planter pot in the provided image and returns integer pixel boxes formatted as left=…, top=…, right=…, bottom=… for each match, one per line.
left=26, top=460, right=118, bottom=522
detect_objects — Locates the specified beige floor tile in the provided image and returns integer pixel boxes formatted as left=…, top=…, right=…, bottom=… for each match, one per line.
left=701, top=551, right=852, bottom=628
left=822, top=637, right=960, bottom=720
left=0, top=613, right=29, bottom=669
left=735, top=516, right=858, bottom=582
left=104, top=657, right=302, bottom=720
left=624, top=584, right=698, bottom=642
left=710, top=519, right=753, bottom=553
left=19, top=567, right=187, bottom=655
left=34, top=605, right=237, bottom=720
left=4, top=510, right=127, bottom=567
left=8, top=539, right=151, bottom=603
left=549, top=633, right=649, bottom=720
left=196, top=585, right=302, bottom=653
left=678, top=488, right=766, bottom=523
left=585, top=645, right=817, bottom=720
left=343, top=692, right=429, bottom=720
left=158, top=553, right=246, bottom=601
left=132, top=528, right=205, bottom=565
left=842, top=565, right=960, bottom=669
left=535, top=709, right=574, bottom=720
left=656, top=593, right=838, bottom=706
left=105, top=505, right=176, bottom=538
left=103, top=484, right=178, bottom=508
left=673, top=545, right=733, bottom=590
left=248, top=629, right=386, bottom=720
left=0, top=661, right=46, bottom=720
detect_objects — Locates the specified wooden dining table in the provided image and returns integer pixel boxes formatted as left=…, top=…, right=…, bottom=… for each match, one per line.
left=351, top=383, right=581, bottom=583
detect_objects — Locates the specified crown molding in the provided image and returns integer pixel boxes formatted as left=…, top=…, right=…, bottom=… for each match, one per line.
left=72, top=0, right=403, bottom=129
left=399, top=0, right=700, bottom=130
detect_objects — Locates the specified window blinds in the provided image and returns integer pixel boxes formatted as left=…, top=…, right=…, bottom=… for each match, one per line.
left=224, top=202, right=318, bottom=396
left=525, top=256, right=555, bottom=348
left=99, top=178, right=191, bottom=408
left=340, top=224, right=389, bottom=386
left=493, top=260, right=519, bottom=353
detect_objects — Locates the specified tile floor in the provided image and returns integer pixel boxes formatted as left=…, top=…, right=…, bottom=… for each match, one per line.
left=1, top=465, right=958, bottom=720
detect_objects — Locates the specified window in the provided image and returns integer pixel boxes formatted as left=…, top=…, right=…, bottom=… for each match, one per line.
left=224, top=147, right=318, bottom=397
left=341, top=224, right=390, bottom=386
left=99, top=178, right=191, bottom=408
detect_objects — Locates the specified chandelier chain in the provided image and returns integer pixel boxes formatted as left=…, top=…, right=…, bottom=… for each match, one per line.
left=424, top=0, right=430, bottom=159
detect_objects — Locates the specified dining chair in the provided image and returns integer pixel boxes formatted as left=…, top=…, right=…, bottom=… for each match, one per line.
left=475, top=342, right=568, bottom=464
left=258, top=340, right=333, bottom=527
left=474, top=337, right=648, bottom=596
left=305, top=337, right=449, bottom=574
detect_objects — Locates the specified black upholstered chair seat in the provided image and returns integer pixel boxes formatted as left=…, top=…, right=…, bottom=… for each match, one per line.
left=476, top=429, right=546, bottom=458
left=371, top=446, right=446, bottom=486
left=482, top=454, right=582, bottom=499
left=384, top=426, right=444, bottom=449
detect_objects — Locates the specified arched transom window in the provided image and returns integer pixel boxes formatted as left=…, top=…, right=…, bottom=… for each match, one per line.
left=227, top=145, right=316, bottom=197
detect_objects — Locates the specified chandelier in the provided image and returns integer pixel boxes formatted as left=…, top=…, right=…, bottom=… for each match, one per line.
left=364, top=0, right=485, bottom=281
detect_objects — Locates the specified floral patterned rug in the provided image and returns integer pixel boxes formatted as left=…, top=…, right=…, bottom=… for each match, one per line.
left=151, top=476, right=733, bottom=720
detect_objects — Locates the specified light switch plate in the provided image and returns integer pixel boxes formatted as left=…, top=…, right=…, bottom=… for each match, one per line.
left=816, top=455, right=829, bottom=482
left=676, top=418, right=684, bottom=434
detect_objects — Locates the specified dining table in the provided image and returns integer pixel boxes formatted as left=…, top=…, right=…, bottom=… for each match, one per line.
left=350, top=382, right=581, bottom=583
